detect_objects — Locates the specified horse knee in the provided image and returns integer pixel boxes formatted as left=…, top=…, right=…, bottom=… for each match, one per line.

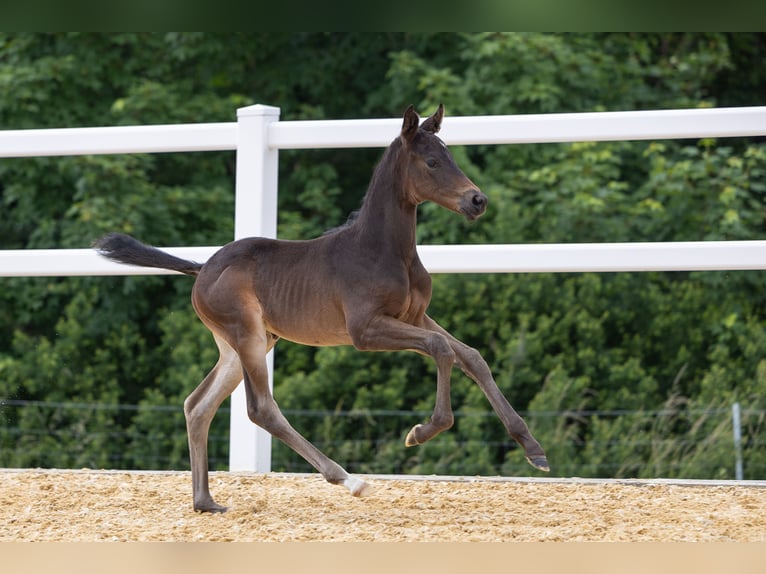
left=426, top=332, right=455, bottom=366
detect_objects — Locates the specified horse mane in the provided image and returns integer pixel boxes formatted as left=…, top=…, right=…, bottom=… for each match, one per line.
left=322, top=209, right=361, bottom=236
left=322, top=136, right=405, bottom=236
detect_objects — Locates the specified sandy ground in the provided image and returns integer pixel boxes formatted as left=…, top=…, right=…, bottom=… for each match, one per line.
left=2, top=469, right=766, bottom=542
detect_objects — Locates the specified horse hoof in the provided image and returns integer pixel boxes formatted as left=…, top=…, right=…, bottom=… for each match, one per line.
left=194, top=501, right=228, bottom=514
left=404, top=425, right=422, bottom=447
left=526, top=456, right=550, bottom=473
left=343, top=475, right=373, bottom=497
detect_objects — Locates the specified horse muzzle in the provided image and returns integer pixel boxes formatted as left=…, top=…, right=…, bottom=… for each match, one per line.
left=460, top=189, right=488, bottom=221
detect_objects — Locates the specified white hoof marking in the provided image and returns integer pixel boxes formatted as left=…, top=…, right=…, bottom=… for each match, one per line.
left=343, top=475, right=373, bottom=497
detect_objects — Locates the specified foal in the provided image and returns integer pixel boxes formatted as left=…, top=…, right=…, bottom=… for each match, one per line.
left=95, top=105, right=549, bottom=513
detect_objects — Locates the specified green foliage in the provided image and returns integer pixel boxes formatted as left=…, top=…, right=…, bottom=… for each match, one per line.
left=2, top=33, right=766, bottom=480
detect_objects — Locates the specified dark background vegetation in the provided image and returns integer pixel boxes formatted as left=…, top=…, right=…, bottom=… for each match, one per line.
left=2, top=33, right=766, bottom=478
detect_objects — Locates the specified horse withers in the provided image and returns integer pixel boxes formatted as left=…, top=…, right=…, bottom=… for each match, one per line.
left=95, top=105, right=549, bottom=513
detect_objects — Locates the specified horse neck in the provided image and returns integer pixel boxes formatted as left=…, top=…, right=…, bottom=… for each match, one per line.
left=353, top=142, right=418, bottom=258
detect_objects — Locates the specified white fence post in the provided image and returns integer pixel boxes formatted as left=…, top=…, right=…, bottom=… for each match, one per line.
left=732, top=402, right=744, bottom=480
left=228, top=104, right=280, bottom=472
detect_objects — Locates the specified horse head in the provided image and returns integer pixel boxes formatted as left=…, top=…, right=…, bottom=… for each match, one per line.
left=400, top=104, right=488, bottom=221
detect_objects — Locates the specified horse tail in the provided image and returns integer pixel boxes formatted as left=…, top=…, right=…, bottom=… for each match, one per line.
left=93, top=233, right=203, bottom=276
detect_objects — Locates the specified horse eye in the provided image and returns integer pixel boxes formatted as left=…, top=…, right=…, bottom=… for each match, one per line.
left=426, top=158, right=439, bottom=169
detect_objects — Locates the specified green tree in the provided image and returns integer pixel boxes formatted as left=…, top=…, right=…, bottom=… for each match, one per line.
left=2, top=33, right=766, bottom=480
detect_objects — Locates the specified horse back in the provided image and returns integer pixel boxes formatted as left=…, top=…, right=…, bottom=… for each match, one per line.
left=194, top=234, right=432, bottom=347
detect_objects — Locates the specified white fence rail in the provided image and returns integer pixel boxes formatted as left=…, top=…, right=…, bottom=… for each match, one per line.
left=7, top=240, right=766, bottom=277
left=2, top=105, right=766, bottom=473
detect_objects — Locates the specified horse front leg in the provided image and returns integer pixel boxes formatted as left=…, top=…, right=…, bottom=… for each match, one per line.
left=403, top=335, right=455, bottom=447
left=423, top=315, right=550, bottom=472
left=349, top=314, right=457, bottom=447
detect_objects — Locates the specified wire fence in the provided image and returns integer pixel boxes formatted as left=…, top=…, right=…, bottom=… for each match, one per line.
left=2, top=398, right=765, bottom=479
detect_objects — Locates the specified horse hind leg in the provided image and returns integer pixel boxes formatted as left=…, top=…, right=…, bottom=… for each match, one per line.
left=184, top=333, right=243, bottom=513
left=241, top=367, right=373, bottom=497
left=236, top=330, right=372, bottom=498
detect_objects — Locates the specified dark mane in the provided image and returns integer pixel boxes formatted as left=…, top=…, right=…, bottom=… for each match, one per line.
left=322, top=209, right=361, bottom=236
left=322, top=137, right=404, bottom=236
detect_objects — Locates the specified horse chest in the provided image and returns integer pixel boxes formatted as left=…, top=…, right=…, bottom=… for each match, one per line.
left=392, top=290, right=426, bottom=323
left=386, top=264, right=432, bottom=323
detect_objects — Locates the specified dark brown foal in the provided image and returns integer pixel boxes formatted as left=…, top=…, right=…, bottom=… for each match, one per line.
left=95, top=104, right=549, bottom=513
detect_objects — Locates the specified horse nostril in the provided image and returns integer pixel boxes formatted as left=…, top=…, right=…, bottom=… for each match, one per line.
left=461, top=190, right=488, bottom=220
left=472, top=191, right=488, bottom=209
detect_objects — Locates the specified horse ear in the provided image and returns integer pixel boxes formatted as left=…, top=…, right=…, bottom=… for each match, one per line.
left=401, top=105, right=419, bottom=142
left=421, top=104, right=444, bottom=134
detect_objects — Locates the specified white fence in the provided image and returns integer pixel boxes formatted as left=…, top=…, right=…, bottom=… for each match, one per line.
left=2, top=104, right=766, bottom=473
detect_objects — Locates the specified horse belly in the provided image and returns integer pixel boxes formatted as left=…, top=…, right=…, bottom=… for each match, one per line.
left=267, top=316, right=352, bottom=347
left=259, top=286, right=352, bottom=347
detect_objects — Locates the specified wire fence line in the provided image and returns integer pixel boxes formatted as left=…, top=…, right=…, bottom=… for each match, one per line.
left=3, top=398, right=761, bottom=418
left=2, top=398, right=765, bottom=478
